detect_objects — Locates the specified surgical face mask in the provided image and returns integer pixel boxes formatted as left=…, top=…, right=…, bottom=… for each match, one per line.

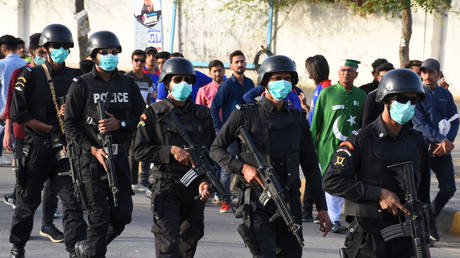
left=170, top=81, right=192, bottom=101
left=50, top=47, right=70, bottom=63
left=98, top=54, right=118, bottom=72
left=34, top=55, right=46, bottom=65
left=268, top=80, right=292, bottom=101
left=389, top=100, right=415, bottom=124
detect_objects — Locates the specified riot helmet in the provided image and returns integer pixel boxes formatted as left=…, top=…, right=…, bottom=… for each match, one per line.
left=376, top=68, right=425, bottom=103
left=257, top=55, right=298, bottom=86
left=159, top=58, right=196, bottom=85
left=39, top=24, right=74, bottom=48
left=87, top=31, right=122, bottom=58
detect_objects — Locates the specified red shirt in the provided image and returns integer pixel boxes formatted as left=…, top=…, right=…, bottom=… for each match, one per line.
left=5, top=66, right=28, bottom=139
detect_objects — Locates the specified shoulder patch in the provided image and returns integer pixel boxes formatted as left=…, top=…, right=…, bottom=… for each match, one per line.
left=336, top=148, right=352, bottom=157
left=333, top=156, right=346, bottom=167
left=140, top=113, right=147, bottom=120
left=73, top=78, right=79, bottom=82
left=339, top=140, right=354, bottom=150
left=351, top=130, right=359, bottom=136
left=137, top=120, right=146, bottom=127
left=235, top=104, right=241, bottom=110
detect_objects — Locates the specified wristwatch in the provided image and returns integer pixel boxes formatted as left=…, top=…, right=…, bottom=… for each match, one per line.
left=120, top=120, right=127, bottom=128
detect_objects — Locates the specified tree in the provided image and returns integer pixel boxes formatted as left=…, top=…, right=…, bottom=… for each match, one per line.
left=75, top=0, right=90, bottom=61
left=223, top=0, right=452, bottom=67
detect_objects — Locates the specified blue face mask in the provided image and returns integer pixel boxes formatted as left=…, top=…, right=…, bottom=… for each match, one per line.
left=50, top=47, right=69, bottom=63
left=268, top=80, right=292, bottom=101
left=170, top=81, right=192, bottom=101
left=34, top=55, right=46, bottom=65
left=98, top=54, right=118, bottom=72
left=390, top=100, right=415, bottom=124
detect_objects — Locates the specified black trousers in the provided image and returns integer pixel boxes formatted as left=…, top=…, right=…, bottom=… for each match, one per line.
left=79, top=151, right=133, bottom=257
left=302, top=183, right=314, bottom=216
left=150, top=176, right=205, bottom=258
left=9, top=137, right=86, bottom=253
left=248, top=188, right=303, bottom=258
left=12, top=139, right=58, bottom=227
left=42, top=179, right=59, bottom=227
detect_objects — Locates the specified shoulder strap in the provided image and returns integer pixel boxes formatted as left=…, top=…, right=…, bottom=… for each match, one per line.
left=256, top=104, right=272, bottom=163
left=42, top=63, right=64, bottom=134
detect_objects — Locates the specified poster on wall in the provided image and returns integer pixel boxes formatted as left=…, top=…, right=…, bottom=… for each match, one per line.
left=134, top=0, right=163, bottom=51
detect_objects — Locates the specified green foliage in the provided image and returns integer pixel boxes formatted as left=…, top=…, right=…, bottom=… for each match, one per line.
left=219, top=0, right=452, bottom=16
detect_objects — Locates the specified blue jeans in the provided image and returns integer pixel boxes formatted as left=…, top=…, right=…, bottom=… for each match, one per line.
left=431, top=154, right=457, bottom=216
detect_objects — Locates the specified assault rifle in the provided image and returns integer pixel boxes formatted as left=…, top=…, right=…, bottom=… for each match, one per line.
left=380, top=161, right=431, bottom=258
left=96, top=100, right=119, bottom=207
left=160, top=110, right=234, bottom=212
left=237, top=125, right=304, bottom=247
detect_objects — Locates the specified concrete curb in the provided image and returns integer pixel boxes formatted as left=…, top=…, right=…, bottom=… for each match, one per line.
left=437, top=208, right=460, bottom=237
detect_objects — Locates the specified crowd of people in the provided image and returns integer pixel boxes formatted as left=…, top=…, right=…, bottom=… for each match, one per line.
left=0, top=23, right=457, bottom=258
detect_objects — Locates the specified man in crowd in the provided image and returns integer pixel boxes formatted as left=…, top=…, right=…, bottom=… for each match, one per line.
left=323, top=68, right=430, bottom=257
left=0, top=35, right=27, bottom=166
left=64, top=30, right=145, bottom=258
left=303, top=54, right=331, bottom=222
left=404, top=59, right=422, bottom=75
left=359, top=58, right=388, bottom=94
left=362, top=62, right=395, bottom=127
left=126, top=49, right=154, bottom=190
left=210, top=55, right=331, bottom=257
left=134, top=57, right=214, bottom=258
left=142, top=46, right=159, bottom=102
left=210, top=50, right=254, bottom=213
left=9, top=24, right=86, bottom=258
left=3, top=32, right=65, bottom=244
left=412, top=58, right=458, bottom=241
left=310, top=59, right=366, bottom=233
left=196, top=59, right=225, bottom=108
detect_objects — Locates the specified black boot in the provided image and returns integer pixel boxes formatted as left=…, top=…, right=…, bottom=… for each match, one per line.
left=10, top=245, right=25, bottom=258
left=74, top=241, right=89, bottom=258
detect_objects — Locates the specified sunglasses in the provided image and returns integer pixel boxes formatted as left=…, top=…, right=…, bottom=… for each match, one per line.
left=172, top=76, right=193, bottom=84
left=50, top=43, right=70, bottom=50
left=133, top=58, right=145, bottom=63
left=98, top=49, right=119, bottom=56
left=394, top=95, right=419, bottom=104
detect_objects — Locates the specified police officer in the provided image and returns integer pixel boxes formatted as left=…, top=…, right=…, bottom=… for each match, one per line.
left=63, top=31, right=145, bottom=258
left=209, top=55, right=331, bottom=257
left=10, top=24, right=86, bottom=258
left=133, top=57, right=214, bottom=257
left=323, top=69, right=430, bottom=257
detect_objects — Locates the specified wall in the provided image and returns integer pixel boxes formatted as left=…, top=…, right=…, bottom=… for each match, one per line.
left=0, top=0, right=459, bottom=96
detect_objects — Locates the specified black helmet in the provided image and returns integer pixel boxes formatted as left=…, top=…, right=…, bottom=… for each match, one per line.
left=87, top=31, right=122, bottom=57
left=159, top=58, right=196, bottom=84
left=376, top=68, right=425, bottom=102
left=257, top=55, right=298, bottom=86
left=39, top=24, right=74, bottom=48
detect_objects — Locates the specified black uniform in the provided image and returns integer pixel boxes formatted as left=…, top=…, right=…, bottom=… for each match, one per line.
left=133, top=97, right=215, bottom=258
left=361, top=89, right=383, bottom=127
left=209, top=97, right=327, bottom=258
left=10, top=62, right=86, bottom=253
left=323, top=116, right=430, bottom=258
left=63, top=67, right=145, bottom=257
left=359, top=80, right=379, bottom=95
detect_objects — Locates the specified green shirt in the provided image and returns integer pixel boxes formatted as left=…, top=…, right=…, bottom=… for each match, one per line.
left=310, top=82, right=366, bottom=174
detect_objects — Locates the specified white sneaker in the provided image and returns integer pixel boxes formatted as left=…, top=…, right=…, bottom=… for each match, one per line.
left=0, top=156, right=11, bottom=166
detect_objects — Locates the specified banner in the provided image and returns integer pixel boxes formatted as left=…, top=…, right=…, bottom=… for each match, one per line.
left=134, top=0, right=163, bottom=51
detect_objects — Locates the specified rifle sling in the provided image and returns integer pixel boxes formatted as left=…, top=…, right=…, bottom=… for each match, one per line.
left=41, top=64, right=65, bottom=134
